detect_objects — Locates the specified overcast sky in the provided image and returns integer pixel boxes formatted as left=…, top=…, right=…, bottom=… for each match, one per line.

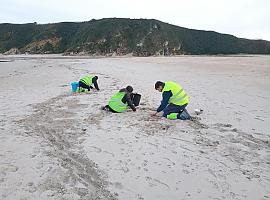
left=1, top=0, right=270, bottom=41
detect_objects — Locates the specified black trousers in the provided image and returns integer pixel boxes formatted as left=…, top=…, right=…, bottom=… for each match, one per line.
left=78, top=81, right=91, bottom=91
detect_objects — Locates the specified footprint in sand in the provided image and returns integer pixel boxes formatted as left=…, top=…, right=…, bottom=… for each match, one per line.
left=112, top=182, right=123, bottom=189
left=0, top=177, right=6, bottom=183
left=103, top=151, right=115, bottom=157
left=145, top=176, right=170, bottom=190
left=0, top=164, right=19, bottom=173
left=163, top=157, right=176, bottom=167
left=212, top=123, right=241, bottom=133
left=182, top=169, right=190, bottom=174
left=88, top=146, right=102, bottom=153
left=117, top=138, right=125, bottom=145
left=26, top=182, right=37, bottom=193
left=141, top=160, right=148, bottom=167
left=0, top=164, right=19, bottom=184
left=115, top=160, right=129, bottom=173
left=254, top=117, right=264, bottom=121
left=213, top=123, right=232, bottom=128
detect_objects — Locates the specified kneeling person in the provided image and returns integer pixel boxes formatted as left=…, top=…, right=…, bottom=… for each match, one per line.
left=152, top=81, right=190, bottom=120
left=103, top=86, right=136, bottom=113
left=78, top=75, right=100, bottom=92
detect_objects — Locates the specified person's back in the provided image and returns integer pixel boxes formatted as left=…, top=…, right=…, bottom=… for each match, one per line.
left=78, top=75, right=100, bottom=92
left=117, top=88, right=136, bottom=110
left=103, top=86, right=136, bottom=113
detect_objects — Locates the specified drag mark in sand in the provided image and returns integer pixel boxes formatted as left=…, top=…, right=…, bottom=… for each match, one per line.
left=16, top=93, right=117, bottom=200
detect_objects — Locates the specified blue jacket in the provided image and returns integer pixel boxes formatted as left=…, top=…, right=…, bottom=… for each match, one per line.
left=157, top=83, right=172, bottom=112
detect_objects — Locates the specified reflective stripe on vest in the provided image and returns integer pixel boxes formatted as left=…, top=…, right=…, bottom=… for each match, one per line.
left=170, top=88, right=183, bottom=101
left=170, top=93, right=188, bottom=104
left=163, top=81, right=189, bottom=106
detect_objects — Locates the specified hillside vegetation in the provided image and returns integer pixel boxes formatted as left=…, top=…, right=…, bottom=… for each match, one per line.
left=0, top=18, right=270, bottom=55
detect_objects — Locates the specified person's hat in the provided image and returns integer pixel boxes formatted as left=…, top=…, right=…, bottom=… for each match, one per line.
left=126, top=85, right=133, bottom=93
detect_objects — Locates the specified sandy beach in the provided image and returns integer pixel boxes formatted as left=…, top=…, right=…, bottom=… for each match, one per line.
left=0, top=55, right=270, bottom=200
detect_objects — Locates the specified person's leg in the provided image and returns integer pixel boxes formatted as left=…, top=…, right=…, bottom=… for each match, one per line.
left=163, top=104, right=187, bottom=117
left=163, top=104, right=188, bottom=119
left=79, top=81, right=91, bottom=91
left=177, top=108, right=191, bottom=120
left=102, top=105, right=118, bottom=113
left=163, top=104, right=175, bottom=117
left=178, top=104, right=187, bottom=114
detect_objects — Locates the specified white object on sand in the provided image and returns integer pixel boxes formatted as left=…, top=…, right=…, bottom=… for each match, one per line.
left=194, top=108, right=203, bottom=115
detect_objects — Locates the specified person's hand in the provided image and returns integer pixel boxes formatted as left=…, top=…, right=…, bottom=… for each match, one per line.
left=151, top=112, right=158, bottom=117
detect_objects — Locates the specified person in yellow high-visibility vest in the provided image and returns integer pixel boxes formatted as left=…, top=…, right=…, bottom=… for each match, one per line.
left=151, top=81, right=191, bottom=120
left=78, top=75, right=100, bottom=92
left=102, top=86, right=136, bottom=113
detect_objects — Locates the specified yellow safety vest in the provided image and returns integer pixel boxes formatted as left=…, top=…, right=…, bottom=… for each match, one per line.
left=163, top=81, right=189, bottom=106
left=108, top=92, right=128, bottom=113
left=80, top=75, right=94, bottom=86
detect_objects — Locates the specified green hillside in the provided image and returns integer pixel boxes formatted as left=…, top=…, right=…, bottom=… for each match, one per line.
left=0, top=18, right=269, bottom=55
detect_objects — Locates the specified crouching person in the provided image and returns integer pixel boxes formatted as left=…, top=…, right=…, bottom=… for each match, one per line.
left=152, top=81, right=191, bottom=120
left=78, top=75, right=100, bottom=92
left=103, top=86, right=136, bottom=113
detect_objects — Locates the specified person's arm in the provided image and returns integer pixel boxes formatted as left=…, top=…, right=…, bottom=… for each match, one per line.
left=152, top=91, right=172, bottom=116
left=157, top=91, right=172, bottom=112
left=125, top=93, right=136, bottom=111
left=92, top=79, right=100, bottom=90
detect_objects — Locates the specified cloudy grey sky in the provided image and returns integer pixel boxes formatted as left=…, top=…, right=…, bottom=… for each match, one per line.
left=1, top=0, right=270, bottom=41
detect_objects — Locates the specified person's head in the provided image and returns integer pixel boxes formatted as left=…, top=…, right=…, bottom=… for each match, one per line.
left=126, top=85, right=133, bottom=93
left=155, top=81, right=164, bottom=92
left=93, top=76, right=98, bottom=81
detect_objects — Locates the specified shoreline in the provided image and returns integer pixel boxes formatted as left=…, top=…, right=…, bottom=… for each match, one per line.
left=0, top=53, right=269, bottom=60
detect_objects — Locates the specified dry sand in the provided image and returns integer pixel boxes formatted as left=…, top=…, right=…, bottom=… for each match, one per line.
left=0, top=55, right=270, bottom=200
